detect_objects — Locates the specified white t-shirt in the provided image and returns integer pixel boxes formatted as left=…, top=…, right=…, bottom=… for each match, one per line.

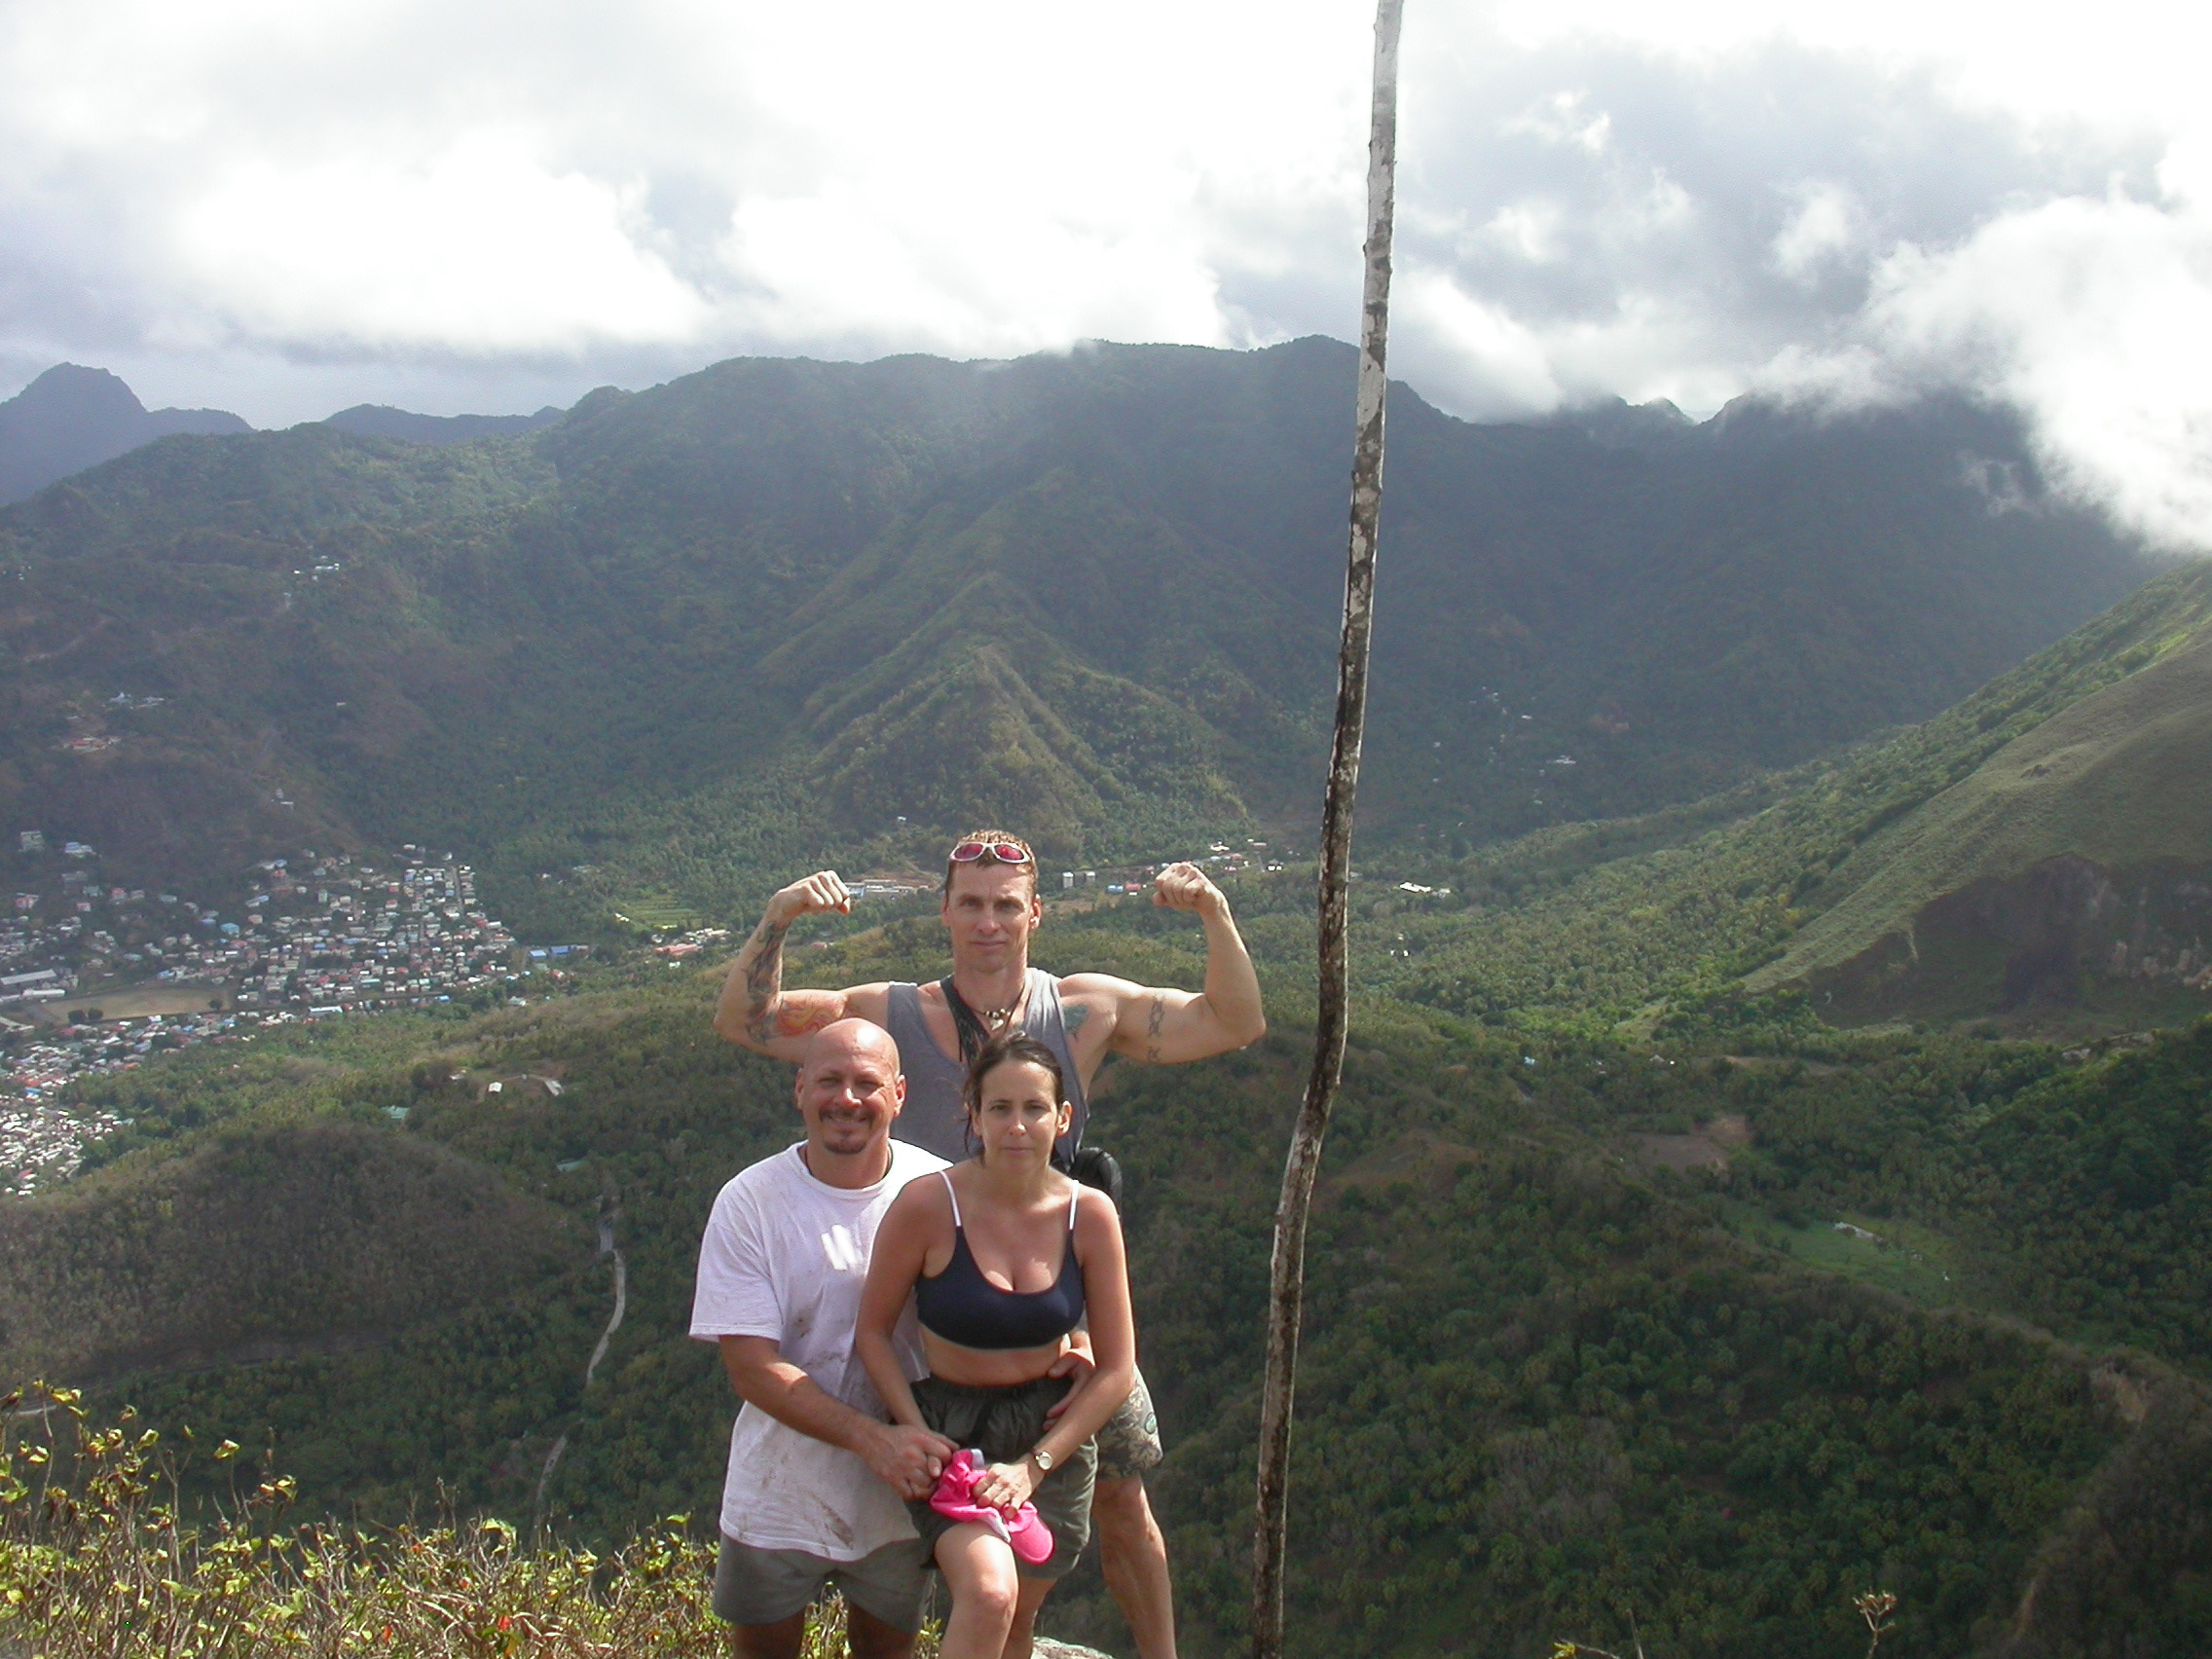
left=689, top=1138, right=947, bottom=1558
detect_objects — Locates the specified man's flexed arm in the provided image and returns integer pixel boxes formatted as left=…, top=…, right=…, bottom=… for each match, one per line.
left=1081, top=862, right=1266, bottom=1065
left=713, top=872, right=886, bottom=1061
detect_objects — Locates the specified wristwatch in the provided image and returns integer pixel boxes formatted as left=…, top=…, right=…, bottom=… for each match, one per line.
left=1030, top=1447, right=1056, bottom=1473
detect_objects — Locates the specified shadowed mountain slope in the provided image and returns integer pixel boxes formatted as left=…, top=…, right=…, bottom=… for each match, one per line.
left=0, top=1117, right=580, bottom=1381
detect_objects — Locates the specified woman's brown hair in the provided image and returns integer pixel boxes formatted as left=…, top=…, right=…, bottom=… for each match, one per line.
left=960, top=1032, right=1068, bottom=1155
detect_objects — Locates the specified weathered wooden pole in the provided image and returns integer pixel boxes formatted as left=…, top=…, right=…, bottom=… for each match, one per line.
left=1250, top=3, right=1405, bottom=1655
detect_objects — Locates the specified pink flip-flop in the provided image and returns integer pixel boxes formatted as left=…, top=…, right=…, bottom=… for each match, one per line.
left=928, top=1449, right=1055, bottom=1566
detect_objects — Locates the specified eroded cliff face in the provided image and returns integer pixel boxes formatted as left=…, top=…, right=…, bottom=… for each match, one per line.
left=1809, top=855, right=2212, bottom=1027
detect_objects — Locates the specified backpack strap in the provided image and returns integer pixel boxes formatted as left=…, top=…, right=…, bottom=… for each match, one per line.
left=938, top=977, right=995, bottom=1064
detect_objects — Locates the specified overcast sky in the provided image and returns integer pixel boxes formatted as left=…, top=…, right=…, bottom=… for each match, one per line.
left=3, top=0, right=2208, bottom=548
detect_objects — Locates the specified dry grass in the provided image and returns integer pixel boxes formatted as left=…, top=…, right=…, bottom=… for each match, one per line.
left=0, top=1382, right=903, bottom=1658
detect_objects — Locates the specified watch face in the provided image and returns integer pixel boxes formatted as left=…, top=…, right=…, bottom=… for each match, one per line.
left=1033, top=1449, right=1054, bottom=1470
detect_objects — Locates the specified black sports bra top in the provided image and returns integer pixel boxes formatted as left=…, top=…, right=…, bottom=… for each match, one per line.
left=915, top=1171, right=1086, bottom=1351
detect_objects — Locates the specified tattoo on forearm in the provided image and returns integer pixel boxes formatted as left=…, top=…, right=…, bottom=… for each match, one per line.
left=1144, top=995, right=1164, bottom=1062
left=742, top=918, right=791, bottom=1043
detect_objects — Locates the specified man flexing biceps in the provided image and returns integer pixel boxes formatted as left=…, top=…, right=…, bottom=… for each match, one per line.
left=716, top=830, right=1266, bottom=1659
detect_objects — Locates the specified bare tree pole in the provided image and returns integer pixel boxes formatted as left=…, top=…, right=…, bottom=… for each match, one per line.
left=1250, top=3, right=1405, bottom=1656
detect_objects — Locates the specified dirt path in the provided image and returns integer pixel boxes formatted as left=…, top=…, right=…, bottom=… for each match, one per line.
left=532, top=1193, right=626, bottom=1528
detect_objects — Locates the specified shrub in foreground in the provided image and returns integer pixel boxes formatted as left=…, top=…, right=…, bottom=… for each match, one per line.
left=0, top=1382, right=888, bottom=1657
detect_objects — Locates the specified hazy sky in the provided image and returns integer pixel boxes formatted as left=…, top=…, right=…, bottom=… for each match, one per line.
left=3, top=0, right=2208, bottom=548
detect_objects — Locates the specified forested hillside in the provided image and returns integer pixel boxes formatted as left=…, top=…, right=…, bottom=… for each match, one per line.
left=0, top=340, right=2153, bottom=935
left=11, top=941, right=2210, bottom=1657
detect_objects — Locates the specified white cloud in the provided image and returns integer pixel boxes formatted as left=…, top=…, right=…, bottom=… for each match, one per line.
left=1770, top=183, right=1862, bottom=283
left=1852, top=195, right=2212, bottom=550
left=0, top=0, right=2205, bottom=557
left=1479, top=203, right=1567, bottom=264
left=0, top=0, right=1372, bottom=408
left=172, top=132, right=708, bottom=352
left=1502, top=92, right=1614, bottom=157
left=1395, top=269, right=1564, bottom=416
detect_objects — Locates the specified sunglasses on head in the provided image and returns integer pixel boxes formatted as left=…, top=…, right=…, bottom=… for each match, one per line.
left=949, top=841, right=1035, bottom=866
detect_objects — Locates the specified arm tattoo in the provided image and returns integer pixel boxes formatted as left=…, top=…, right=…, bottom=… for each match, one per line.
left=742, top=918, right=792, bottom=1044
left=774, top=1001, right=838, bottom=1039
left=1063, top=1001, right=1091, bottom=1043
left=1144, top=994, right=1164, bottom=1062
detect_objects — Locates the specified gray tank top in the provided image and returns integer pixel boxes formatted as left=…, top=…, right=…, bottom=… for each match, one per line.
left=884, top=968, right=1089, bottom=1162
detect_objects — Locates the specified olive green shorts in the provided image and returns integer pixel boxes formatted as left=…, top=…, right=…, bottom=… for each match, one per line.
left=904, top=1374, right=1096, bottom=1580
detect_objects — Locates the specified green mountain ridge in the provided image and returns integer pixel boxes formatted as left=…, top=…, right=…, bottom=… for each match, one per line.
left=1749, top=571, right=2212, bottom=1018
left=0, top=339, right=2153, bottom=934
left=1363, top=560, right=2212, bottom=1035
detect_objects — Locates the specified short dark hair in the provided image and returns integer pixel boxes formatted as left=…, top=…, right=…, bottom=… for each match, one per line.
left=961, top=1032, right=1067, bottom=1125
left=940, top=829, right=1039, bottom=898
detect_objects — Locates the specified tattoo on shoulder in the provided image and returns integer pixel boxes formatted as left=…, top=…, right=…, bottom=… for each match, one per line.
left=1144, top=995, right=1164, bottom=1062
left=1063, top=1002, right=1092, bottom=1042
left=773, top=1000, right=837, bottom=1039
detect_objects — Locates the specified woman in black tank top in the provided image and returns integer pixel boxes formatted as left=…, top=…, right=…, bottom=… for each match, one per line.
left=859, top=1035, right=1136, bottom=1659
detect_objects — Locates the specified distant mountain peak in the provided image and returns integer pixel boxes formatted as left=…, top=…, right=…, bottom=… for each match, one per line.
left=0, top=363, right=250, bottom=505
left=16, top=362, right=149, bottom=421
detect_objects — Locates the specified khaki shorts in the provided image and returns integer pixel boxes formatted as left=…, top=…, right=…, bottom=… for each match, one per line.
left=712, top=1534, right=930, bottom=1631
left=1096, top=1363, right=1163, bottom=1482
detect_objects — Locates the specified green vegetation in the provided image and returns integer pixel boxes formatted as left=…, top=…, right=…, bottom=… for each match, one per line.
left=613, top=893, right=704, bottom=932
left=0, top=1117, right=581, bottom=1382
left=1723, top=1021, right=2212, bottom=1370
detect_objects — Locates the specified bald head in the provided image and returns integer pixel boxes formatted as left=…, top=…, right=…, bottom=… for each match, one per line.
left=793, top=1017, right=906, bottom=1186
left=799, top=1016, right=902, bottom=1080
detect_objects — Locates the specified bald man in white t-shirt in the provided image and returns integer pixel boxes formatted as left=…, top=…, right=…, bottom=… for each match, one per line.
left=690, top=1019, right=953, bottom=1659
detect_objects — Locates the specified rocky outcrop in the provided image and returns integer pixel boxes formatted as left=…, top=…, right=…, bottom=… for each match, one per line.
left=1808, top=855, right=2212, bottom=1023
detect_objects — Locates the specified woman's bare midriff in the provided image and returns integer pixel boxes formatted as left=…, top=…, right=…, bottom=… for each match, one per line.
left=921, top=1328, right=1074, bottom=1388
